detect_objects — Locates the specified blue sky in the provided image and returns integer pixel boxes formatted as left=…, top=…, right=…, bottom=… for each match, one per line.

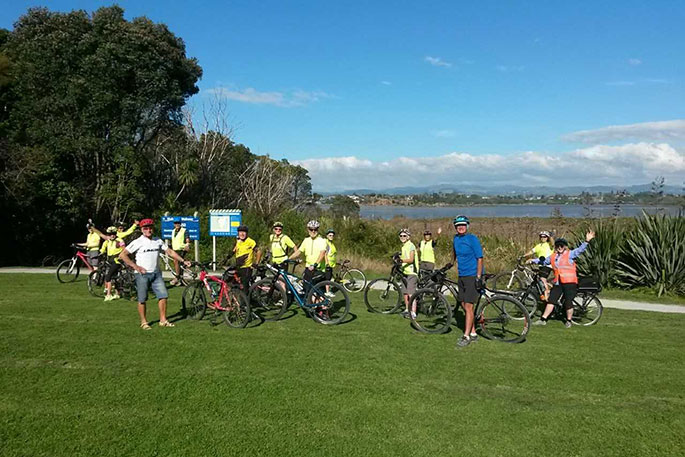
left=2, top=0, right=684, bottom=190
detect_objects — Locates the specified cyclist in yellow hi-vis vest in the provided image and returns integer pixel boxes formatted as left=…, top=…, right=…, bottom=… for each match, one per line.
left=170, top=220, right=190, bottom=286
left=77, top=222, right=107, bottom=270
left=398, top=228, right=419, bottom=319
left=269, top=221, right=296, bottom=270
left=419, top=227, right=442, bottom=271
left=289, top=220, right=327, bottom=293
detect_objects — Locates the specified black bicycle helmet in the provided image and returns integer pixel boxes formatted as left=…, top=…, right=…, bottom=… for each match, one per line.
left=554, top=238, right=569, bottom=248
left=237, top=225, right=248, bottom=233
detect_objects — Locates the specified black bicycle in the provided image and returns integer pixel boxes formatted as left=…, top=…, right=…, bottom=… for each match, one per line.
left=87, top=262, right=136, bottom=300
left=363, top=253, right=405, bottom=314
left=521, top=276, right=603, bottom=326
left=410, top=268, right=531, bottom=342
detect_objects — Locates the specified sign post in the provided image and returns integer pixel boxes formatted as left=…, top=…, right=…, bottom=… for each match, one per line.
left=161, top=215, right=201, bottom=265
left=208, top=209, right=242, bottom=271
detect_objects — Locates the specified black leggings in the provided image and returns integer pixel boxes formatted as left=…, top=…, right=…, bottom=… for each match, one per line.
left=105, top=261, right=121, bottom=282
left=237, top=268, right=252, bottom=291
left=303, top=268, right=325, bottom=294
left=548, top=283, right=578, bottom=310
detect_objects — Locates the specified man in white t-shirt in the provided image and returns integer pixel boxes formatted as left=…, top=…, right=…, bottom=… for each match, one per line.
left=119, top=218, right=191, bottom=330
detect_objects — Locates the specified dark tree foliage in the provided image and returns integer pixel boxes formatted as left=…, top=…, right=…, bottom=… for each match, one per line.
left=0, top=6, right=313, bottom=266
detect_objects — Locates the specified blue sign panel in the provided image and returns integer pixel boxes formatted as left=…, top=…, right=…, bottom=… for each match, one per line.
left=161, top=216, right=200, bottom=241
left=209, top=209, right=242, bottom=237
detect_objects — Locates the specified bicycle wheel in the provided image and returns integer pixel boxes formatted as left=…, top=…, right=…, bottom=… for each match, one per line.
left=364, top=278, right=402, bottom=314
left=182, top=281, right=207, bottom=320
left=341, top=268, right=366, bottom=293
left=87, top=271, right=106, bottom=297
left=56, top=258, right=80, bottom=283
left=517, top=290, right=540, bottom=318
left=307, top=281, right=350, bottom=325
left=571, top=294, right=603, bottom=326
left=477, top=294, right=530, bottom=343
left=249, top=279, right=287, bottom=321
left=439, top=283, right=460, bottom=308
left=488, top=272, right=526, bottom=293
left=222, top=288, right=251, bottom=328
left=410, top=288, right=452, bottom=334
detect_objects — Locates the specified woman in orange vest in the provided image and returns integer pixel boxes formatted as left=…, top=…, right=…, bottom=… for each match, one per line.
left=533, top=230, right=595, bottom=328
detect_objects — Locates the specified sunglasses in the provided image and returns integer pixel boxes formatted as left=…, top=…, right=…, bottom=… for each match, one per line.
left=142, top=226, right=153, bottom=230
left=273, top=227, right=282, bottom=230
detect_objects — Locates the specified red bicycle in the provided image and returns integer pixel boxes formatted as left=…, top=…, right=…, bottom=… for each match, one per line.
left=56, top=244, right=100, bottom=283
left=181, top=262, right=251, bottom=328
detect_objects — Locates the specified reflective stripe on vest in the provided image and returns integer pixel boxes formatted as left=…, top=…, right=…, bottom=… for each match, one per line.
left=420, top=240, right=435, bottom=263
left=550, top=250, right=578, bottom=284
left=172, top=227, right=186, bottom=250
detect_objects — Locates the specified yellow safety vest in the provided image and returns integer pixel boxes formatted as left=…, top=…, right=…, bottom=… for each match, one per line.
left=532, top=242, right=553, bottom=259
left=172, top=227, right=187, bottom=251
left=326, top=240, right=337, bottom=268
left=270, top=234, right=295, bottom=263
left=401, top=241, right=418, bottom=276
left=300, top=236, right=327, bottom=271
left=420, top=239, right=436, bottom=263
left=86, top=232, right=101, bottom=250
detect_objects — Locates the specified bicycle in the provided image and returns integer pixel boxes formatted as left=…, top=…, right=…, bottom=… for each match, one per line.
left=182, top=262, right=251, bottom=328
left=56, top=244, right=99, bottom=283
left=363, top=253, right=405, bottom=314
left=160, top=251, right=197, bottom=286
left=86, top=261, right=136, bottom=299
left=487, top=256, right=537, bottom=293
left=249, top=260, right=350, bottom=325
left=522, top=277, right=603, bottom=326
left=410, top=269, right=531, bottom=342
left=333, top=260, right=366, bottom=293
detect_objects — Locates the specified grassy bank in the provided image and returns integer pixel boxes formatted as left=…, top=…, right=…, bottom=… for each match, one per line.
left=1, top=274, right=684, bottom=456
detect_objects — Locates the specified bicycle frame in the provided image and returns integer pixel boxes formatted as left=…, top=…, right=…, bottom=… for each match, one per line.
left=268, top=264, right=324, bottom=309
left=197, top=268, right=234, bottom=312
left=74, top=249, right=95, bottom=271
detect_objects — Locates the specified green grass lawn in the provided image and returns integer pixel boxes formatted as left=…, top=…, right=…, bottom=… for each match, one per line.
left=1, top=274, right=684, bottom=457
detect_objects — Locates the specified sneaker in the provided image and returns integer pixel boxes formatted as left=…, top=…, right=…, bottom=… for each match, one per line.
left=533, top=319, right=547, bottom=326
left=103, top=295, right=114, bottom=302
left=456, top=335, right=471, bottom=348
left=324, top=292, right=335, bottom=298
left=564, top=320, right=572, bottom=329
left=410, top=311, right=417, bottom=320
left=169, top=279, right=178, bottom=286
left=400, top=310, right=410, bottom=319
left=112, top=293, right=120, bottom=300
left=469, top=333, right=479, bottom=342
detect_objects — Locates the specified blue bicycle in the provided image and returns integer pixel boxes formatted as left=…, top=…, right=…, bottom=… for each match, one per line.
left=249, top=260, right=350, bottom=325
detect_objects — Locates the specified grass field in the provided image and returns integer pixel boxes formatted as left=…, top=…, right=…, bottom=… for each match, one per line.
left=1, top=274, right=684, bottom=457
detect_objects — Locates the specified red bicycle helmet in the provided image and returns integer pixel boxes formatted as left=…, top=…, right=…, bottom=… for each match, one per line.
left=140, top=218, right=154, bottom=227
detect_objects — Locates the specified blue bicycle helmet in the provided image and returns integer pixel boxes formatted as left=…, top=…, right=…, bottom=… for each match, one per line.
left=453, top=215, right=470, bottom=226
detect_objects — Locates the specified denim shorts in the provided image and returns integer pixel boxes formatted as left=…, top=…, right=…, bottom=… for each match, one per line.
left=134, top=271, right=168, bottom=303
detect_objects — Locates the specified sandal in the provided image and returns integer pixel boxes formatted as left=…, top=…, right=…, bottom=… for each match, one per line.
left=159, top=320, right=175, bottom=328
left=140, top=322, right=152, bottom=330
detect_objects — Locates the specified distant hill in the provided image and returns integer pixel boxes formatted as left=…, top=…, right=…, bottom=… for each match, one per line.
left=330, top=183, right=683, bottom=196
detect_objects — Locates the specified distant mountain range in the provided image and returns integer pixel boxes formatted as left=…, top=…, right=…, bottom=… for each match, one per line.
left=328, top=183, right=684, bottom=196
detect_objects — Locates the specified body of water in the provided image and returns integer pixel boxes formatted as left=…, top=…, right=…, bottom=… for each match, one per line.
left=359, top=204, right=682, bottom=219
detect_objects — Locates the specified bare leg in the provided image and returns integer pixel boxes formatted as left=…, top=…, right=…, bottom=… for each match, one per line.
left=138, top=302, right=147, bottom=324
left=463, top=302, right=475, bottom=337
left=158, top=298, right=168, bottom=323
left=541, top=303, right=555, bottom=319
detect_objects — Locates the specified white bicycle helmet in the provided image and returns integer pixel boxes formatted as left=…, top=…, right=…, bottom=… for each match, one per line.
left=306, top=220, right=320, bottom=230
left=398, top=228, right=411, bottom=237
left=539, top=231, right=551, bottom=237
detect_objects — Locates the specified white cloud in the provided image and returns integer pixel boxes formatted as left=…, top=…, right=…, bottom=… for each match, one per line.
left=432, top=129, right=456, bottom=138
left=424, top=56, right=452, bottom=67
left=628, top=58, right=642, bottom=66
left=496, top=65, right=525, bottom=72
left=381, top=81, right=392, bottom=86
left=294, top=143, right=685, bottom=192
left=562, top=120, right=685, bottom=144
left=207, top=86, right=334, bottom=107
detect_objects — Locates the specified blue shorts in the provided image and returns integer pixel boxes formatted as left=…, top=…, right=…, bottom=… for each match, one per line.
left=135, top=271, right=168, bottom=303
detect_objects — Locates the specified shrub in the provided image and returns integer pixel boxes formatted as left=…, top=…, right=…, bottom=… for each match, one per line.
left=572, top=218, right=627, bottom=288
left=615, top=212, right=685, bottom=296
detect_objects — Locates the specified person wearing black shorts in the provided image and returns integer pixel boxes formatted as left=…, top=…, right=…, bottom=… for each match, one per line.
left=451, top=215, right=484, bottom=348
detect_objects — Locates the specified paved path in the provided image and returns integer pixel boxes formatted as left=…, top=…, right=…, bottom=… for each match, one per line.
left=2, top=267, right=685, bottom=314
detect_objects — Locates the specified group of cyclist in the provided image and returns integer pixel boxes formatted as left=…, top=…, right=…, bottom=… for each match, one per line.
left=77, top=213, right=595, bottom=343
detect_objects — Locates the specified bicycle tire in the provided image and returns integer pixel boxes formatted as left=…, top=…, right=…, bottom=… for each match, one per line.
left=307, top=280, right=350, bottom=325
left=571, top=294, right=603, bottom=326
left=249, top=279, right=288, bottom=321
left=477, top=294, right=530, bottom=343
left=517, top=290, right=541, bottom=318
left=341, top=268, right=366, bottom=293
left=182, top=281, right=207, bottom=320
left=439, top=283, right=460, bottom=308
left=222, top=288, right=251, bottom=328
left=488, top=272, right=526, bottom=293
left=364, top=278, right=402, bottom=314
left=117, top=270, right=137, bottom=301
left=56, top=258, right=80, bottom=283
left=409, top=288, right=453, bottom=334
left=87, top=271, right=106, bottom=297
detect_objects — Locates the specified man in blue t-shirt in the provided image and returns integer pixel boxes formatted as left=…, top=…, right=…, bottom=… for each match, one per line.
left=452, top=215, right=484, bottom=348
